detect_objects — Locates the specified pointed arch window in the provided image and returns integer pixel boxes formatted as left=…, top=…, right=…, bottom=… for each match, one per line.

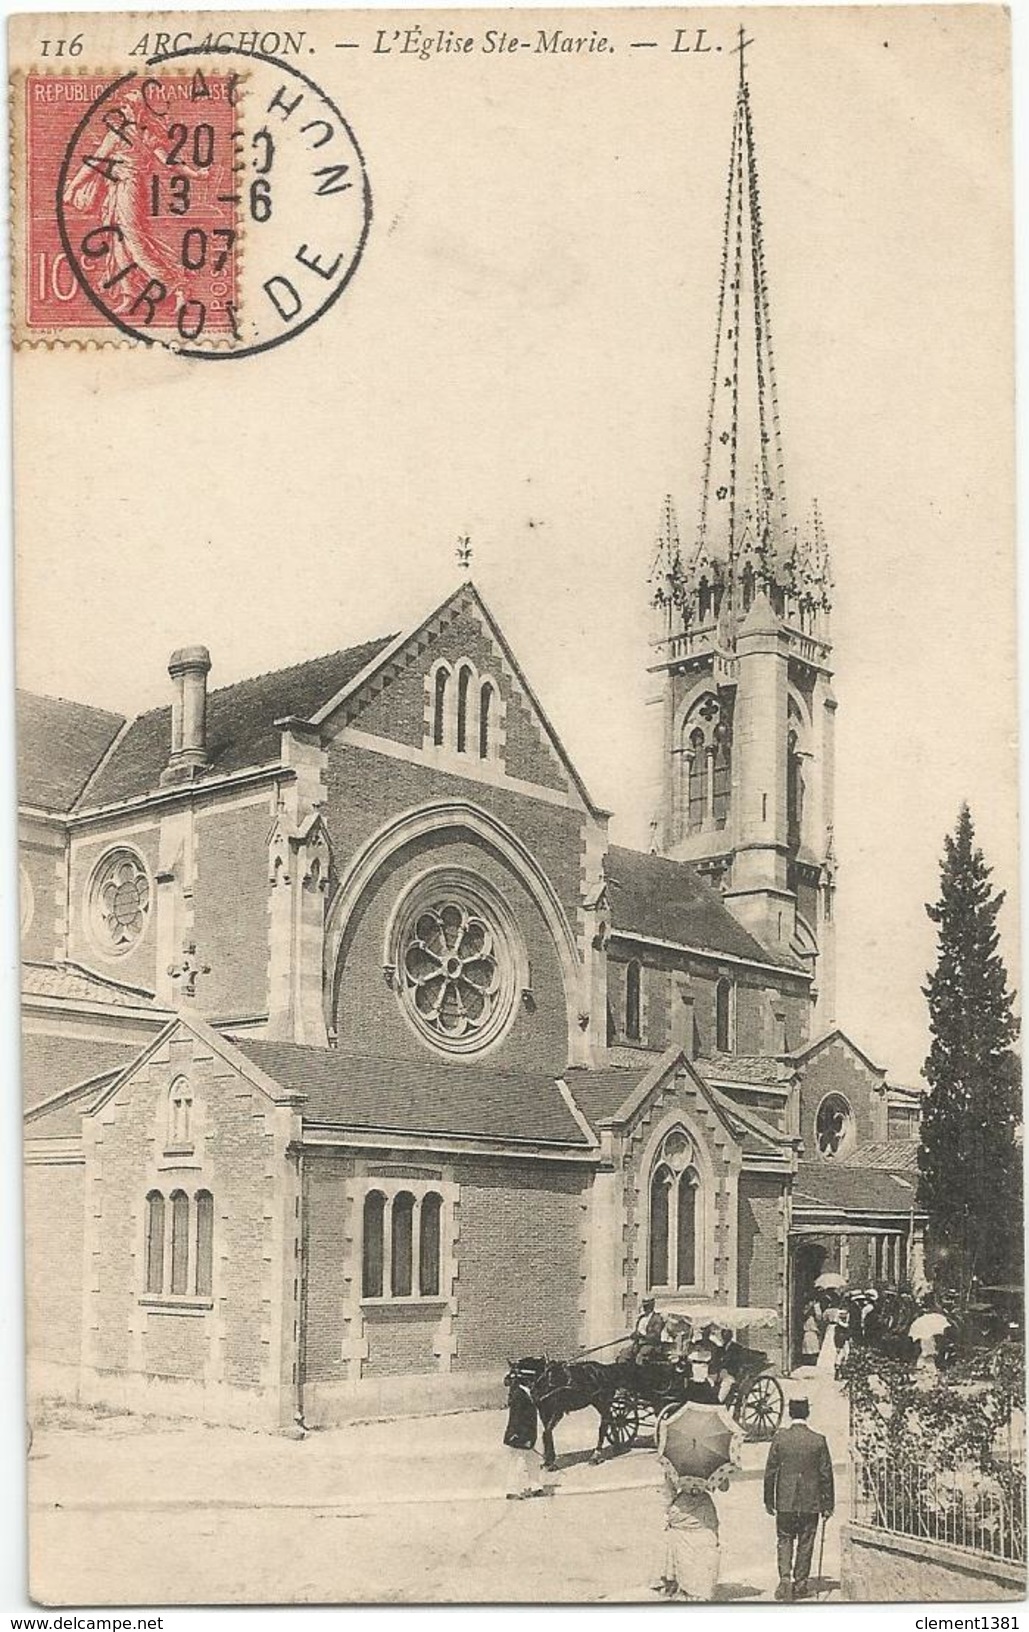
left=687, top=728, right=707, bottom=833
left=787, top=728, right=804, bottom=852
left=712, top=723, right=731, bottom=828
left=648, top=1129, right=702, bottom=1292
left=715, top=977, right=734, bottom=1054
left=432, top=668, right=449, bottom=748
left=479, top=682, right=494, bottom=759
left=168, top=1077, right=194, bottom=1151
left=625, top=960, right=642, bottom=1043
left=456, top=666, right=472, bottom=754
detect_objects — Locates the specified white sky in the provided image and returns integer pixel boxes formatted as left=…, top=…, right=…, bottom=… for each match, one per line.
left=13, top=5, right=1017, bottom=1083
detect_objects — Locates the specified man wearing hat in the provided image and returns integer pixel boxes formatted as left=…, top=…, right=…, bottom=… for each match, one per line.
left=763, top=1396, right=834, bottom=1601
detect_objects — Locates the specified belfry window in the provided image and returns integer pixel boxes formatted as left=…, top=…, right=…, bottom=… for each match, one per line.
left=712, top=724, right=731, bottom=828
left=787, top=729, right=803, bottom=852
left=688, top=729, right=707, bottom=833
left=648, top=1129, right=701, bottom=1292
left=625, top=960, right=642, bottom=1042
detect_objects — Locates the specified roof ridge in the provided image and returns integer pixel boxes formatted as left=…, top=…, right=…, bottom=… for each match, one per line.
left=16, top=685, right=124, bottom=722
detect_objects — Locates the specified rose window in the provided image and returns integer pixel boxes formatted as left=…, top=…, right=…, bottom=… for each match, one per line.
left=815, top=1094, right=854, bottom=1160
left=91, top=850, right=151, bottom=954
left=403, top=902, right=501, bottom=1043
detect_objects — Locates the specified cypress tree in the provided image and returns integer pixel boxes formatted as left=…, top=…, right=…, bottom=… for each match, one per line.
left=918, top=805, right=1022, bottom=1304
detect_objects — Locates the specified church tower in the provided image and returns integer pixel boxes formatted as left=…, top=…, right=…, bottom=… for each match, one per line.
left=649, top=39, right=837, bottom=1024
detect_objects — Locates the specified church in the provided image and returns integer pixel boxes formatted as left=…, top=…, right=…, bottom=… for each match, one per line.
left=20, top=59, right=924, bottom=1429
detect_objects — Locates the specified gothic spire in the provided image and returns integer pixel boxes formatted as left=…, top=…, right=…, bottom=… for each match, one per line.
left=653, top=37, right=832, bottom=642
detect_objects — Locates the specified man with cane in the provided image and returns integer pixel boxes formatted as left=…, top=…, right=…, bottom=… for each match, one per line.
left=763, top=1396, right=835, bottom=1601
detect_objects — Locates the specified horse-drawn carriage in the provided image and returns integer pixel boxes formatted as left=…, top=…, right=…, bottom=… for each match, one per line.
left=507, top=1305, right=785, bottom=1471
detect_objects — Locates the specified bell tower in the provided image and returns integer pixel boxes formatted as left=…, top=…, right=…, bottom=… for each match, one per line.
left=648, top=35, right=837, bottom=1023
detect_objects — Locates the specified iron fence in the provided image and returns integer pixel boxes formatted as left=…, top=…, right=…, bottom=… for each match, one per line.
left=852, top=1450, right=1026, bottom=1566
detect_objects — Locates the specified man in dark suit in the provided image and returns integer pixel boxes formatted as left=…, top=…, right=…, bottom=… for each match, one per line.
left=763, top=1395, right=835, bottom=1601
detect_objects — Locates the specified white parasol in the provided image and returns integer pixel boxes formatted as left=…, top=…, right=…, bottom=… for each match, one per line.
left=909, top=1311, right=952, bottom=1341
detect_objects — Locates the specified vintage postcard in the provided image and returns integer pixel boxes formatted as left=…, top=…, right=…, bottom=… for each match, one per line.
left=10, top=3, right=1022, bottom=1609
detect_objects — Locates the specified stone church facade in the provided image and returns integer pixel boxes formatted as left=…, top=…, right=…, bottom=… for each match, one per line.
left=20, top=61, right=923, bottom=1430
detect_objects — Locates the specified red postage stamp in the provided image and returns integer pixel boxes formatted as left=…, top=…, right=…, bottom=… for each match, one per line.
left=19, top=71, right=241, bottom=341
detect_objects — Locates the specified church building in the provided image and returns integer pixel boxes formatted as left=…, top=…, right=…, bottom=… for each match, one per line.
left=21, top=57, right=923, bottom=1429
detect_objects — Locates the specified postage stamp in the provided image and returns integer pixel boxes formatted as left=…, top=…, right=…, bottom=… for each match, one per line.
left=13, top=48, right=372, bottom=356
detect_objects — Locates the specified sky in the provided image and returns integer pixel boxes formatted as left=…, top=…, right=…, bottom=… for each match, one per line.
left=12, top=4, right=1017, bottom=1083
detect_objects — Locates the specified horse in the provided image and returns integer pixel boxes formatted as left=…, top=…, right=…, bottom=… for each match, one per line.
left=504, top=1356, right=622, bottom=1472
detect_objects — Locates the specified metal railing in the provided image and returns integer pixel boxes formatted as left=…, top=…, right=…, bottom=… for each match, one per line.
left=852, top=1449, right=1026, bottom=1565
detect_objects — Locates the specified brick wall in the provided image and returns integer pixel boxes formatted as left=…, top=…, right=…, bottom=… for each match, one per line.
left=24, top=1162, right=84, bottom=1368
left=302, top=1153, right=355, bottom=1385
left=798, top=1039, right=885, bottom=1153
left=325, top=742, right=585, bottom=931
left=67, top=823, right=161, bottom=992
left=451, top=1161, right=585, bottom=1369
left=348, top=601, right=569, bottom=794
left=736, top=1173, right=784, bottom=1308
left=19, top=822, right=64, bottom=963
left=83, top=1024, right=298, bottom=1419
left=194, top=799, right=271, bottom=1019
left=330, top=832, right=570, bottom=1073
left=363, top=1305, right=439, bottom=1377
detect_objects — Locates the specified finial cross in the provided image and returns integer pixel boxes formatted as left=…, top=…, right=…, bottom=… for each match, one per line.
left=168, top=939, right=211, bottom=1000
left=734, top=24, right=754, bottom=85
left=456, top=535, right=473, bottom=574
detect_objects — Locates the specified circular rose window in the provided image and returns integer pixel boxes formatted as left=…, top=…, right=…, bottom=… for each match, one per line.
left=393, top=877, right=520, bottom=1056
left=815, top=1093, right=854, bottom=1160
left=89, top=849, right=151, bottom=956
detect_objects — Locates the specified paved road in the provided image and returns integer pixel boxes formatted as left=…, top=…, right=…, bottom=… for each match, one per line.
left=28, top=1383, right=847, bottom=1605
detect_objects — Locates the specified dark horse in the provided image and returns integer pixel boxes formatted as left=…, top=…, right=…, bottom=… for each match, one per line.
left=504, top=1357, right=621, bottom=1471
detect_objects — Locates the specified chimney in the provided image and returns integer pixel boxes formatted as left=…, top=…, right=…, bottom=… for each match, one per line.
left=163, top=645, right=212, bottom=781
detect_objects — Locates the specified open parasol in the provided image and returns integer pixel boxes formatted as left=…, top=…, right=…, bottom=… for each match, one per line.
left=657, top=1401, right=744, bottom=1494
left=909, top=1311, right=952, bottom=1341
left=814, top=1271, right=848, bottom=1291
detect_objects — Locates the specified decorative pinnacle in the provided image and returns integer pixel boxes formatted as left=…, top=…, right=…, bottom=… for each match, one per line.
left=455, top=535, right=473, bottom=574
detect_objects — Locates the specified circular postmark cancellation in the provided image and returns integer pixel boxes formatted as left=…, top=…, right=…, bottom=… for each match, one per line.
left=55, top=46, right=371, bottom=358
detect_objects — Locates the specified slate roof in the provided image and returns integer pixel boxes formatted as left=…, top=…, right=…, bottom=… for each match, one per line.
left=231, top=1039, right=593, bottom=1147
left=22, top=961, right=156, bottom=1007
left=793, top=1160, right=920, bottom=1215
left=24, top=1071, right=121, bottom=1136
left=841, top=1140, right=920, bottom=1174
left=699, top=1053, right=788, bottom=1087
left=561, top=1066, right=641, bottom=1128
left=17, top=690, right=124, bottom=812
left=80, top=634, right=394, bottom=808
left=604, top=845, right=802, bottom=972
left=21, top=1032, right=144, bottom=1112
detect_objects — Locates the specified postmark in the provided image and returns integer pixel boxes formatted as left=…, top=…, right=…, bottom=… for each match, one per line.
left=16, top=47, right=371, bottom=356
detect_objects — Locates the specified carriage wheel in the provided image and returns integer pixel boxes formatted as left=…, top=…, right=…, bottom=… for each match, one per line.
left=736, top=1376, right=784, bottom=1441
left=602, top=1389, right=640, bottom=1452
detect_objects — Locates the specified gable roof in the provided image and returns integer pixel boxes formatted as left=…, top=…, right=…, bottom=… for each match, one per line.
left=79, top=635, right=395, bottom=808
left=232, top=1038, right=593, bottom=1148
left=563, top=1048, right=792, bottom=1159
left=793, top=1160, right=921, bottom=1216
left=788, top=1029, right=886, bottom=1079
left=604, top=845, right=804, bottom=972
left=312, top=581, right=605, bottom=817
left=17, top=690, right=124, bottom=812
